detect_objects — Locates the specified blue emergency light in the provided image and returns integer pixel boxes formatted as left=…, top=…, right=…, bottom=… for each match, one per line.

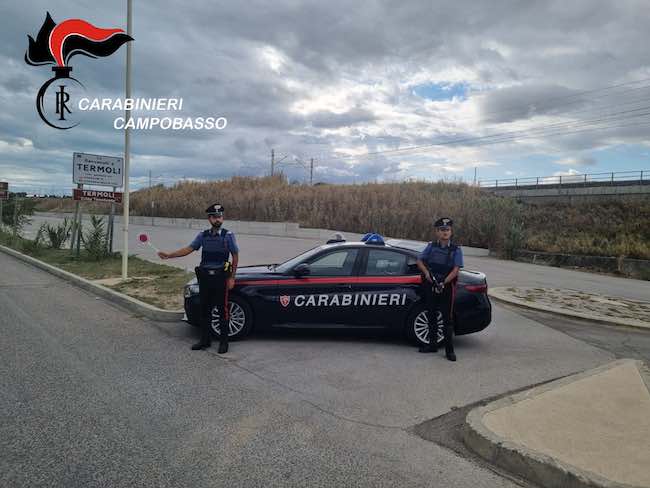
left=361, top=233, right=385, bottom=245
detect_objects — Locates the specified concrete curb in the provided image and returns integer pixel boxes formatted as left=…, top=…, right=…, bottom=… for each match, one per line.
left=489, top=287, right=650, bottom=330
left=462, top=359, right=647, bottom=488
left=0, top=244, right=184, bottom=322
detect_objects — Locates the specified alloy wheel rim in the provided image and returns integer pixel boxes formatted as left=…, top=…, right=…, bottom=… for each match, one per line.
left=211, top=302, right=246, bottom=336
left=414, top=310, right=444, bottom=344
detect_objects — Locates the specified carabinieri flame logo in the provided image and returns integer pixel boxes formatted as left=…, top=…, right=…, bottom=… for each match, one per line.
left=25, top=12, right=133, bottom=129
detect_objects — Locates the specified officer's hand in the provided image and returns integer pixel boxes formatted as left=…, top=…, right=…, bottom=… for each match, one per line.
left=227, top=277, right=235, bottom=290
left=157, top=251, right=169, bottom=259
left=425, top=273, right=434, bottom=283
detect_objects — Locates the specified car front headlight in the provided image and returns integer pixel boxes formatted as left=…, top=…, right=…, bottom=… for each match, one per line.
left=184, top=284, right=200, bottom=298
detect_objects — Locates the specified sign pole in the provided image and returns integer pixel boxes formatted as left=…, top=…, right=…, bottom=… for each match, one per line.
left=108, top=186, right=116, bottom=254
left=12, top=195, right=19, bottom=239
left=122, top=0, right=133, bottom=280
left=76, top=198, right=83, bottom=258
left=70, top=184, right=81, bottom=252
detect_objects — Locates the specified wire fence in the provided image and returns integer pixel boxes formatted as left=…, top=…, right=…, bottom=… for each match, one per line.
left=478, top=170, right=649, bottom=189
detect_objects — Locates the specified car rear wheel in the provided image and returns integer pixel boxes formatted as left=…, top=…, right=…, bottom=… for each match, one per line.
left=406, top=304, right=444, bottom=347
left=210, top=295, right=253, bottom=340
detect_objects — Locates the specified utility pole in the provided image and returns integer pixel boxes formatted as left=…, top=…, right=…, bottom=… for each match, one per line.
left=473, top=166, right=477, bottom=185
left=121, top=0, right=133, bottom=280
left=149, top=169, right=154, bottom=226
left=310, top=158, right=314, bottom=186
left=271, top=148, right=275, bottom=176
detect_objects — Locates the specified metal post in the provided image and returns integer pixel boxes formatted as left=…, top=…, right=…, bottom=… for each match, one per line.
left=310, top=158, right=314, bottom=185
left=495, top=179, right=498, bottom=188
left=70, top=184, right=81, bottom=252
left=559, top=175, right=562, bottom=186
left=12, top=195, right=19, bottom=239
left=515, top=178, right=518, bottom=188
left=108, top=186, right=116, bottom=254
left=611, top=172, right=614, bottom=184
left=76, top=209, right=83, bottom=257
left=271, top=148, right=275, bottom=176
left=121, top=0, right=133, bottom=280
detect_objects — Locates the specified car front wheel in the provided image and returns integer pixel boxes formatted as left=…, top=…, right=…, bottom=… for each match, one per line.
left=210, top=295, right=253, bottom=340
left=406, top=304, right=444, bottom=347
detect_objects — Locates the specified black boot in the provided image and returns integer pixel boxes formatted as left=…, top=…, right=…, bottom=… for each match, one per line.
left=445, top=348, right=456, bottom=361
left=192, top=340, right=211, bottom=350
left=218, top=341, right=229, bottom=354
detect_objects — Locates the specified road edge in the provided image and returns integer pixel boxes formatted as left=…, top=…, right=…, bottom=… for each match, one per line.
left=0, top=244, right=184, bottom=322
left=462, top=359, right=646, bottom=488
left=489, top=288, right=650, bottom=330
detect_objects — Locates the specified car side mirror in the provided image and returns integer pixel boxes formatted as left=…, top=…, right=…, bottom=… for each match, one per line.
left=293, top=263, right=311, bottom=277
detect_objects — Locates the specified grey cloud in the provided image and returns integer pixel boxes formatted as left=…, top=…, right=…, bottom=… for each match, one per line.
left=309, top=108, right=375, bottom=128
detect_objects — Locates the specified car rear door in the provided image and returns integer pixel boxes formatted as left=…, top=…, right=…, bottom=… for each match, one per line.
left=274, top=247, right=361, bottom=325
left=350, top=248, right=420, bottom=327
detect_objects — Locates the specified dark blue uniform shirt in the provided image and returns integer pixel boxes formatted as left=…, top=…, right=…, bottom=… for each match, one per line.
left=419, top=241, right=464, bottom=282
left=190, top=228, right=239, bottom=267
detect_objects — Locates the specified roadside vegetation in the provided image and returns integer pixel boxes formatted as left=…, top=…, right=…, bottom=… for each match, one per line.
left=0, top=216, right=191, bottom=310
left=37, top=176, right=650, bottom=260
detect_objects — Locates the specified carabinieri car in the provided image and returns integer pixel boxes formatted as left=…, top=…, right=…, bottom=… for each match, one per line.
left=183, top=235, right=491, bottom=347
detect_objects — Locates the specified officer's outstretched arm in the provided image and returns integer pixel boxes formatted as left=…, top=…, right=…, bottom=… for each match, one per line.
left=158, top=246, right=195, bottom=260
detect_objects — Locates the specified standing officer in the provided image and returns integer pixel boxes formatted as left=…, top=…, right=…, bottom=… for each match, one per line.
left=158, top=204, right=239, bottom=353
left=416, top=217, right=463, bottom=361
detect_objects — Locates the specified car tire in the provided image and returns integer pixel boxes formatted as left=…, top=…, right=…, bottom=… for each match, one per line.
left=405, top=303, right=444, bottom=347
left=210, top=294, right=254, bottom=341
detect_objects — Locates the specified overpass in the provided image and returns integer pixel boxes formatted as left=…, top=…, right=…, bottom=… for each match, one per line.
left=479, top=170, right=650, bottom=203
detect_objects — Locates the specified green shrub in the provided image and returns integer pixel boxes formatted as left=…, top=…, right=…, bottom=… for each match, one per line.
left=81, top=215, right=109, bottom=261
left=21, top=223, right=47, bottom=255
left=46, top=218, right=72, bottom=249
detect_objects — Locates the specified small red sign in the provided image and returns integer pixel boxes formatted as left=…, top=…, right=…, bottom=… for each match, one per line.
left=279, top=295, right=290, bottom=307
left=73, top=189, right=123, bottom=203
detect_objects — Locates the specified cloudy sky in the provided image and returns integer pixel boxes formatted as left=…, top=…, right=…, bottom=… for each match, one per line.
left=2, top=0, right=650, bottom=194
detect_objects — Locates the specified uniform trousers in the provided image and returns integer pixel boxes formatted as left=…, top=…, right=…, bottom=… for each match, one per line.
left=422, top=281, right=455, bottom=351
left=195, top=266, right=230, bottom=344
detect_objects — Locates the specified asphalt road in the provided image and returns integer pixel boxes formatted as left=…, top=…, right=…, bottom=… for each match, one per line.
left=1, top=250, right=616, bottom=488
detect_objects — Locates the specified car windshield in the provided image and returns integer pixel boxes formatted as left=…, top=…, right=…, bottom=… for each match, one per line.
left=274, top=246, right=326, bottom=273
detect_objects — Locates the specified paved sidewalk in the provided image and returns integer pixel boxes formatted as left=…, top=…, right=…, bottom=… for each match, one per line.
left=490, top=286, right=650, bottom=329
left=464, top=359, right=650, bottom=488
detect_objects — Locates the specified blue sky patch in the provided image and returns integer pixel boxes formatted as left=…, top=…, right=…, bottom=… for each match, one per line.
left=412, top=82, right=468, bottom=101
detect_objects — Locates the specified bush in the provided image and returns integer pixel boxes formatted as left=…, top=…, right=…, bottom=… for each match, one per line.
left=81, top=215, right=109, bottom=260
left=46, top=218, right=72, bottom=249
left=21, top=223, right=47, bottom=255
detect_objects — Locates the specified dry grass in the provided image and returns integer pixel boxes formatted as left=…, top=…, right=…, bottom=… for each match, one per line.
left=35, top=176, right=650, bottom=259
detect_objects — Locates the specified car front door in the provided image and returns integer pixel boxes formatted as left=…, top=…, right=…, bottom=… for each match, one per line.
left=275, top=248, right=360, bottom=325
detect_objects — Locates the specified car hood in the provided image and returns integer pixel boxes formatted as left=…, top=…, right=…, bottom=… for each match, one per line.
left=185, top=264, right=279, bottom=285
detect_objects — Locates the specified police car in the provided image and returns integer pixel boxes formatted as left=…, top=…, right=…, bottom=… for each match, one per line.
left=183, top=234, right=491, bottom=347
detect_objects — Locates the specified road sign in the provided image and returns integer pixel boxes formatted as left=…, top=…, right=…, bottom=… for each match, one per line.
left=0, top=182, right=7, bottom=201
left=73, top=189, right=123, bottom=203
left=73, top=152, right=124, bottom=187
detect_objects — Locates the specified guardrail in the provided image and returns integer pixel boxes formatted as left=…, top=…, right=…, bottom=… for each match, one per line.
left=478, top=170, right=649, bottom=189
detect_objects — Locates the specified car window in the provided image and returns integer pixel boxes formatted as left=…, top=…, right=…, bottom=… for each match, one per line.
left=364, top=249, right=407, bottom=276
left=308, top=249, right=359, bottom=276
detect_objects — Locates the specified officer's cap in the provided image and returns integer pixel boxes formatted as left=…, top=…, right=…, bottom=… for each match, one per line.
left=434, top=217, right=453, bottom=228
left=205, top=203, right=225, bottom=216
